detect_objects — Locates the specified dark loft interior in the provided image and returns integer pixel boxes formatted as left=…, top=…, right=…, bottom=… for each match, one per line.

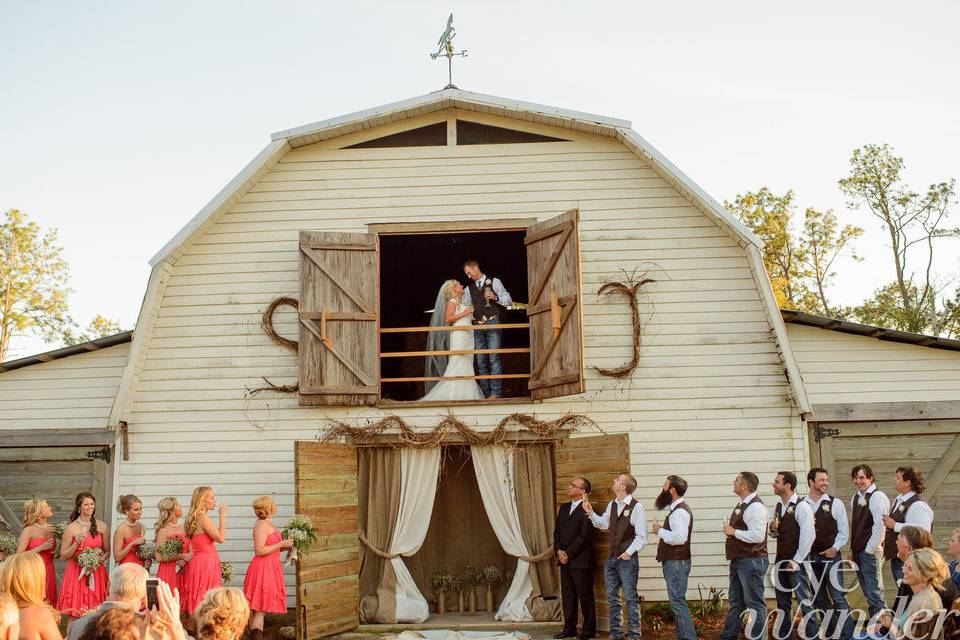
left=379, top=230, right=530, bottom=401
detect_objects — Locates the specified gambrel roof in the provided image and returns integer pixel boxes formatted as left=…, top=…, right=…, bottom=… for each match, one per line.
left=115, top=88, right=809, bottom=424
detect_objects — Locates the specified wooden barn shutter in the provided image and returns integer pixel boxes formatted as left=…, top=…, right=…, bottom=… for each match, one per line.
left=525, top=210, right=585, bottom=400
left=299, top=231, right=378, bottom=406
left=555, top=433, right=630, bottom=635
left=295, top=441, right=360, bottom=639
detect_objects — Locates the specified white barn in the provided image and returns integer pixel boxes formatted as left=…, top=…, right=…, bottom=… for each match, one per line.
left=2, top=89, right=958, bottom=638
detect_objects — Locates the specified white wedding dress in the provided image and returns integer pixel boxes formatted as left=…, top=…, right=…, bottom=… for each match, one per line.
left=420, top=301, right=485, bottom=401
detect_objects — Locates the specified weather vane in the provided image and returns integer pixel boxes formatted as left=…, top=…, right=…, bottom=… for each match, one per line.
left=430, top=13, right=467, bottom=89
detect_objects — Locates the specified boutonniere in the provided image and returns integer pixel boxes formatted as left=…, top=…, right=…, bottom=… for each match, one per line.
left=623, top=509, right=632, bottom=517
left=858, top=497, right=867, bottom=507
left=734, top=508, right=742, bottom=516
left=786, top=506, right=795, bottom=515
left=898, top=504, right=905, bottom=513
left=821, top=504, right=830, bottom=512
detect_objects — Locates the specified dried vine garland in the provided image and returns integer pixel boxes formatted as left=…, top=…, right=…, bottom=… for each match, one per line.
left=592, top=268, right=655, bottom=378
left=319, top=412, right=601, bottom=448
left=246, top=296, right=301, bottom=397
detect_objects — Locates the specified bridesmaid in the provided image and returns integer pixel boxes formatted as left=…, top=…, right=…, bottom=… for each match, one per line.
left=181, top=486, right=228, bottom=614
left=16, top=497, right=58, bottom=605
left=57, top=491, right=110, bottom=629
left=155, top=496, right=192, bottom=592
left=113, top=494, right=149, bottom=570
left=243, top=496, right=293, bottom=640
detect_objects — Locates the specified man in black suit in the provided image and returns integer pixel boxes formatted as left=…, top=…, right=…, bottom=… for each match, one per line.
left=554, top=477, right=596, bottom=640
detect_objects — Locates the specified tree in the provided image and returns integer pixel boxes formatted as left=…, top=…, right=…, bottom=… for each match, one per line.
left=0, top=209, right=72, bottom=360
left=61, top=314, right=124, bottom=346
left=724, top=188, right=818, bottom=311
left=839, top=144, right=958, bottom=335
left=798, top=207, right=863, bottom=317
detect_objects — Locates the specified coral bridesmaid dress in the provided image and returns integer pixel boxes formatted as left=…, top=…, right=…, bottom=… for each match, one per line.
left=57, top=532, right=108, bottom=617
left=242, top=530, right=287, bottom=613
left=26, top=536, right=58, bottom=604
left=181, top=532, right=221, bottom=613
left=119, top=533, right=145, bottom=567
left=156, top=533, right=189, bottom=592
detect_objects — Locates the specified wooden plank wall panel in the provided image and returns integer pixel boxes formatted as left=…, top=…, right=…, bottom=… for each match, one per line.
left=119, top=109, right=803, bottom=603
left=556, top=433, right=630, bottom=633
left=788, top=324, right=960, bottom=404
left=0, top=344, right=130, bottom=431
left=295, top=442, right=359, bottom=639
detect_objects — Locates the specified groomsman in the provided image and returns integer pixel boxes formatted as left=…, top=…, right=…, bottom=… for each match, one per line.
left=553, top=477, right=596, bottom=640
left=720, top=472, right=768, bottom=640
left=804, top=468, right=853, bottom=640
left=882, top=465, right=934, bottom=584
left=849, top=464, right=890, bottom=617
left=769, top=471, right=818, bottom=640
left=583, top=474, right=647, bottom=640
left=652, top=475, right=696, bottom=640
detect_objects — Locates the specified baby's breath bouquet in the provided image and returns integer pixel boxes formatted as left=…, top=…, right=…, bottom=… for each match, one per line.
left=136, top=541, right=157, bottom=567
left=281, top=513, right=318, bottom=566
left=76, top=547, right=106, bottom=589
left=220, top=561, right=235, bottom=584
left=0, top=531, right=16, bottom=557
left=155, top=538, right=183, bottom=562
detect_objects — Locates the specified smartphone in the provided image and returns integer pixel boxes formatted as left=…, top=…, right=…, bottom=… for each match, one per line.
left=146, top=578, right=159, bottom=610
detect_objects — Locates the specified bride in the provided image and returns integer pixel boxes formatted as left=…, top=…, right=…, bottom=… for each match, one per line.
left=421, top=279, right=486, bottom=401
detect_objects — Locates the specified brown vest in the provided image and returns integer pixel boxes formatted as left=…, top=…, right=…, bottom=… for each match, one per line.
left=656, top=501, right=693, bottom=562
left=725, top=495, right=767, bottom=560
left=883, top=493, right=927, bottom=560
left=609, top=499, right=638, bottom=558
left=810, top=495, right=839, bottom=554
left=850, top=488, right=878, bottom=554
left=774, top=499, right=801, bottom=562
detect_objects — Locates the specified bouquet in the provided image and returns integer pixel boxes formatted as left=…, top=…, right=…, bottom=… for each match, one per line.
left=76, top=547, right=106, bottom=590
left=220, top=561, right=235, bottom=584
left=136, top=541, right=157, bottom=566
left=281, top=513, right=318, bottom=566
left=51, top=521, right=67, bottom=556
left=0, top=531, right=16, bottom=558
left=155, top=538, right=184, bottom=563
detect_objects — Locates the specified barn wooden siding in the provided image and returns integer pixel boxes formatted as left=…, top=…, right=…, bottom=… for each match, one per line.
left=118, top=109, right=802, bottom=603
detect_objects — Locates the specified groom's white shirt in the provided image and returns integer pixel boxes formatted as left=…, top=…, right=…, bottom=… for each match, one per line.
left=462, top=274, right=512, bottom=308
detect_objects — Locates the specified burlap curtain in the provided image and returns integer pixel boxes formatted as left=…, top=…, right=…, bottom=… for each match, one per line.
left=514, top=443, right=560, bottom=620
left=357, top=448, right=401, bottom=623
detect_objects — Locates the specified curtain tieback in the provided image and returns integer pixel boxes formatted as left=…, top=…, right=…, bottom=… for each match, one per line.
left=518, top=545, right=555, bottom=563
left=358, top=533, right=400, bottom=559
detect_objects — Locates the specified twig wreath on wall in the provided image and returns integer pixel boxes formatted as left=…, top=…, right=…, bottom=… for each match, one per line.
left=591, top=268, right=655, bottom=379
left=246, top=296, right=300, bottom=396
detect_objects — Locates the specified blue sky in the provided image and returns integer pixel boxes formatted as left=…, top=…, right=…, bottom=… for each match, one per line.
left=2, top=1, right=958, bottom=358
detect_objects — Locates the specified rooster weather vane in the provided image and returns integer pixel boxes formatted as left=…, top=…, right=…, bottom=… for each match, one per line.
left=430, top=13, right=467, bottom=89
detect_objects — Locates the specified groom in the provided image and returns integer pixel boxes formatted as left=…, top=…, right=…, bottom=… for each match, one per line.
left=462, top=259, right=512, bottom=399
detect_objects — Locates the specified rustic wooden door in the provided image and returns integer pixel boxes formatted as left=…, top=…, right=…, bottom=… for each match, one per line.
left=526, top=210, right=585, bottom=400
left=810, top=419, right=960, bottom=601
left=555, top=433, right=631, bottom=634
left=298, top=231, right=379, bottom=406
left=294, top=441, right=360, bottom=639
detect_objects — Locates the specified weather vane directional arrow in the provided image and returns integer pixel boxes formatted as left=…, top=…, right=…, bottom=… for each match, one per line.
left=430, top=13, right=467, bottom=89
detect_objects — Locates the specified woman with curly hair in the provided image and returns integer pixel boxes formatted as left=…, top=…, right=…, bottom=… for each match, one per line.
left=181, top=486, right=228, bottom=614
left=154, top=496, right=192, bottom=592
left=243, top=496, right=293, bottom=640
left=57, top=492, right=110, bottom=627
left=0, top=552, right=63, bottom=640
left=195, top=587, right=250, bottom=640
left=421, top=278, right=482, bottom=401
left=16, top=497, right=58, bottom=604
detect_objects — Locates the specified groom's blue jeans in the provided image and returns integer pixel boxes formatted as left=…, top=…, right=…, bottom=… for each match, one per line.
left=474, top=319, right=502, bottom=397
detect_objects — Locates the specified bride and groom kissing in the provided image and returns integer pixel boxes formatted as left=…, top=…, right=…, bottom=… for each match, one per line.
left=421, top=259, right=513, bottom=402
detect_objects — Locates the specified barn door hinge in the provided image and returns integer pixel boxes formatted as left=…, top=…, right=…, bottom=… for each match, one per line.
left=85, top=446, right=112, bottom=464
left=813, top=426, right=841, bottom=442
